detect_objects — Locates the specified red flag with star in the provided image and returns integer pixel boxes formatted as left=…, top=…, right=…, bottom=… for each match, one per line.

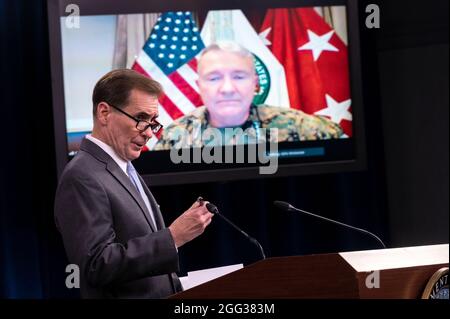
left=260, top=8, right=352, bottom=136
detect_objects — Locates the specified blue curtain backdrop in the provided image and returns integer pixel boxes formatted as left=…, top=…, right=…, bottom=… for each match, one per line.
left=3, top=0, right=437, bottom=298
left=0, top=0, right=59, bottom=298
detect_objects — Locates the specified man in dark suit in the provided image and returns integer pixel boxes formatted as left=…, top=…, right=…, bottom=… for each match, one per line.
left=54, top=69, right=214, bottom=298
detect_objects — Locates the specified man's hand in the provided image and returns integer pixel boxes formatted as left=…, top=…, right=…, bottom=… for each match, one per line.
left=168, top=200, right=214, bottom=248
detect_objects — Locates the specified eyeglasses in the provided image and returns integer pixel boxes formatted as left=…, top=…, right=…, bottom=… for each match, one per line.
left=109, top=104, right=163, bottom=134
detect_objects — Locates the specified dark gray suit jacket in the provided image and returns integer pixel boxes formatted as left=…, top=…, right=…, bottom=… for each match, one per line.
left=54, top=138, right=182, bottom=298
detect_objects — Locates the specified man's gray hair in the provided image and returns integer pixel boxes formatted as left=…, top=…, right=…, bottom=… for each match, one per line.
left=200, top=41, right=254, bottom=59
left=198, top=41, right=255, bottom=71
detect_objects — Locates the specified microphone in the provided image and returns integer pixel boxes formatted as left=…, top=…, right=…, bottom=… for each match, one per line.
left=206, top=203, right=266, bottom=260
left=273, top=201, right=386, bottom=249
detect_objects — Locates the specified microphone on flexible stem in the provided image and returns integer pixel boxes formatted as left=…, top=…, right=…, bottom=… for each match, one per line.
left=273, top=201, right=386, bottom=249
left=206, top=203, right=266, bottom=260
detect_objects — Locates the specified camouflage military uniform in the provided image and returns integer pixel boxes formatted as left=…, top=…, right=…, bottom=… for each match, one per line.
left=154, top=105, right=343, bottom=150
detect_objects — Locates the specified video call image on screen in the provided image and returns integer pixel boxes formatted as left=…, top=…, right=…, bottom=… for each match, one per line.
left=61, top=6, right=353, bottom=159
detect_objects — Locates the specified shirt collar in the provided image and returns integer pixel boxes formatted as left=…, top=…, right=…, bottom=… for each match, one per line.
left=85, top=134, right=128, bottom=176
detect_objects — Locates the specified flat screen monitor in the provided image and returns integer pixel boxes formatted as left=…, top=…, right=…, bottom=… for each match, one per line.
left=48, top=0, right=366, bottom=185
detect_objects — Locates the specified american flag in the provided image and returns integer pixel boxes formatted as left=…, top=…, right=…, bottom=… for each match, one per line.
left=132, top=11, right=205, bottom=148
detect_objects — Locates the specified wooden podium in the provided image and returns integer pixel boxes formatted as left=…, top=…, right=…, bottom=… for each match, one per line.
left=171, top=244, right=448, bottom=299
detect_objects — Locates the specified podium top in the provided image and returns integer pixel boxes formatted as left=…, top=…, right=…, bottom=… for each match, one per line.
left=171, top=244, right=449, bottom=299
left=340, top=244, right=449, bottom=272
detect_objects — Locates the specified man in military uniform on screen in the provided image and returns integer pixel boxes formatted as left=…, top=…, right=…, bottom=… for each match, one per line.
left=154, top=41, right=343, bottom=150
